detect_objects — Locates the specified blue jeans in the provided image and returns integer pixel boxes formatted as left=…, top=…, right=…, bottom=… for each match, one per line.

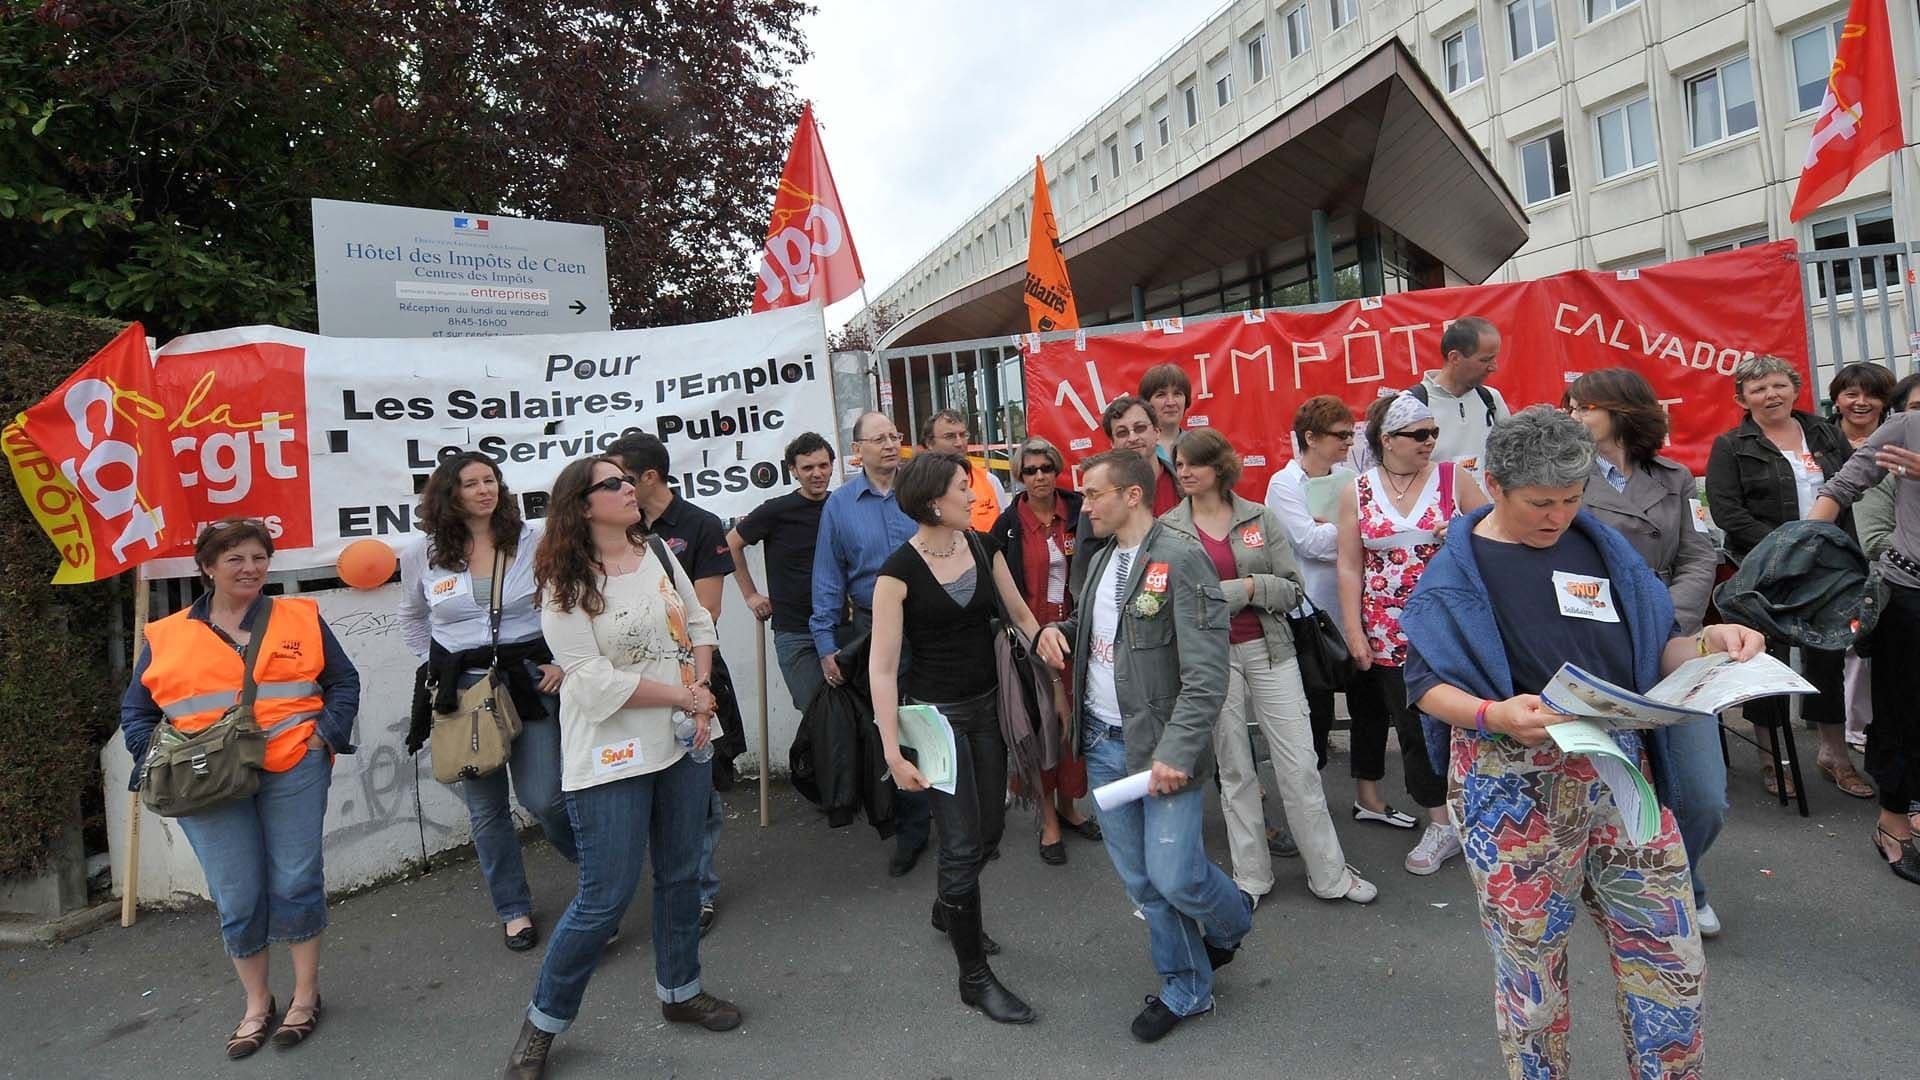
left=774, top=628, right=824, bottom=712
left=700, top=788, right=723, bottom=905
left=1661, top=714, right=1728, bottom=907
left=456, top=666, right=576, bottom=921
left=177, top=749, right=333, bottom=958
left=528, top=753, right=712, bottom=1033
left=1083, top=724, right=1250, bottom=1017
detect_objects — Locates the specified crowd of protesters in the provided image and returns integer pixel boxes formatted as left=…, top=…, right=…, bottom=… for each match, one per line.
left=119, top=324, right=1920, bottom=1079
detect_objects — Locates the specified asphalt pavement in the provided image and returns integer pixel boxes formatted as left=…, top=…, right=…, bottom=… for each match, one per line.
left=2, top=743, right=1911, bottom=1079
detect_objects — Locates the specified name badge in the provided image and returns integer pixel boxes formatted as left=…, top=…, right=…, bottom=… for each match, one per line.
left=1687, top=498, right=1711, bottom=534
left=1552, top=570, right=1620, bottom=623
left=425, top=571, right=473, bottom=607
left=593, top=737, right=643, bottom=777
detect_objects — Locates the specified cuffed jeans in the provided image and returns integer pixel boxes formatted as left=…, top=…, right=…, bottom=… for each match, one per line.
left=1084, top=723, right=1251, bottom=1018
left=177, top=749, right=333, bottom=958
left=912, top=690, right=1007, bottom=902
left=774, top=628, right=824, bottom=713
left=1660, top=713, right=1728, bottom=907
left=1214, top=644, right=1356, bottom=899
left=527, top=753, right=710, bottom=1034
left=455, top=665, right=576, bottom=922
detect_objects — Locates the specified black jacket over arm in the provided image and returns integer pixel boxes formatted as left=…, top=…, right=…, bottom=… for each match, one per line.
left=1704, top=411, right=1854, bottom=561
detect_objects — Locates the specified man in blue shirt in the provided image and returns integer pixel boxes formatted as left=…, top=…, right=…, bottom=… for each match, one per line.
left=811, top=411, right=931, bottom=875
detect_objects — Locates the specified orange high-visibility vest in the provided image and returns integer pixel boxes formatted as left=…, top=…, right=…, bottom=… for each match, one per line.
left=141, top=598, right=329, bottom=773
left=968, top=460, right=1001, bottom=532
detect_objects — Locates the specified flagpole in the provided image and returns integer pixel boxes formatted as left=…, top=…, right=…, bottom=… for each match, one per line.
left=120, top=569, right=149, bottom=928
left=1894, top=141, right=1919, bottom=376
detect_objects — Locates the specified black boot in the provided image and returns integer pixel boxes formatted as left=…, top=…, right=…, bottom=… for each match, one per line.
left=930, top=895, right=1000, bottom=955
left=503, top=1017, right=555, bottom=1079
left=942, top=894, right=1034, bottom=1024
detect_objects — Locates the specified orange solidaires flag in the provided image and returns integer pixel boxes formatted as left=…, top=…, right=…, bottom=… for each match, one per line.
left=751, top=102, right=865, bottom=312
left=1790, top=0, right=1904, bottom=221
left=1024, top=157, right=1079, bottom=333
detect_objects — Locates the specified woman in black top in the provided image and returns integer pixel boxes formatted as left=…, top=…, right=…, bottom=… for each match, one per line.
left=870, top=451, right=1046, bottom=1025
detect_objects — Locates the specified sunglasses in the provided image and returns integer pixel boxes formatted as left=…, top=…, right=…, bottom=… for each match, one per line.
left=1021, top=463, right=1058, bottom=476
left=1391, top=428, right=1441, bottom=443
left=1317, top=429, right=1356, bottom=441
left=583, top=475, right=636, bottom=498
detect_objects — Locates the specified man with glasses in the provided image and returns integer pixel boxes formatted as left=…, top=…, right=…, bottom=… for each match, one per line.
left=810, top=411, right=932, bottom=875
left=918, top=408, right=1006, bottom=531
left=1035, top=448, right=1247, bottom=1043
left=1068, top=395, right=1184, bottom=599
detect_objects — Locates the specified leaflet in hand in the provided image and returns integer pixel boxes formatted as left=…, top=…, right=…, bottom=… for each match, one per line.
left=895, top=704, right=958, bottom=795
left=1539, top=652, right=1815, bottom=732
left=1303, top=467, right=1355, bottom=522
left=1092, top=770, right=1153, bottom=811
left=1547, top=720, right=1661, bottom=846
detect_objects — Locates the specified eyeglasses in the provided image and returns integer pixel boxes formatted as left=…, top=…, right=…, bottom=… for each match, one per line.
left=1391, top=427, right=1440, bottom=443
left=1021, top=463, right=1058, bottom=477
left=1316, top=429, right=1356, bottom=441
left=1080, top=484, right=1124, bottom=502
left=858, top=433, right=904, bottom=445
left=583, top=475, right=636, bottom=498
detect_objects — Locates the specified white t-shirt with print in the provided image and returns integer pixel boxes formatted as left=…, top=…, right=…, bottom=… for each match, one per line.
left=1086, top=544, right=1139, bottom=726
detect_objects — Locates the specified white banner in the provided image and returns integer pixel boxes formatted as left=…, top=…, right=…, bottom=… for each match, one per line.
left=142, top=303, right=834, bottom=578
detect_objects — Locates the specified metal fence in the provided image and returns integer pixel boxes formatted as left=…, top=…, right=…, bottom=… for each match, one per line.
left=1798, top=242, right=1920, bottom=396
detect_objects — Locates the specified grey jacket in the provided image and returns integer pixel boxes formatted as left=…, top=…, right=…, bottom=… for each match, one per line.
left=1580, top=456, right=1716, bottom=635
left=1158, top=494, right=1305, bottom=665
left=1053, top=523, right=1230, bottom=781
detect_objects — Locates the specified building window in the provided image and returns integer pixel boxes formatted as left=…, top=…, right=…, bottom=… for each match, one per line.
left=1209, top=52, right=1233, bottom=108
left=1127, top=119, right=1144, bottom=164
left=1105, top=137, right=1121, bottom=178
left=1811, top=202, right=1900, bottom=294
left=1684, top=57, right=1756, bottom=149
left=1330, top=0, right=1357, bottom=31
left=1083, top=152, right=1098, bottom=196
left=1519, top=130, right=1570, bottom=204
left=1181, top=79, right=1200, bottom=127
left=1057, top=169, right=1072, bottom=208
left=1595, top=96, right=1656, bottom=178
left=1697, top=231, right=1769, bottom=255
left=1284, top=3, right=1312, bottom=59
left=1246, top=29, right=1269, bottom=84
left=1443, top=23, right=1484, bottom=92
left=1586, top=0, right=1638, bottom=22
left=1791, top=17, right=1851, bottom=113
left=1506, top=0, right=1556, bottom=61
left=1151, top=97, right=1171, bottom=146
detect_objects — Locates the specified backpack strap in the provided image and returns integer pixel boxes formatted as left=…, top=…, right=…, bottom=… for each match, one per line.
left=1475, top=385, right=1497, bottom=427
left=237, top=598, right=273, bottom=719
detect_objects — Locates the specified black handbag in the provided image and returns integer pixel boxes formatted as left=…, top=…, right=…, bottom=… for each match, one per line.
left=1288, top=597, right=1354, bottom=694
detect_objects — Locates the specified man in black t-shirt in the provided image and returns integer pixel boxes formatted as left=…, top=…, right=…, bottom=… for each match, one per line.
left=727, top=432, right=835, bottom=711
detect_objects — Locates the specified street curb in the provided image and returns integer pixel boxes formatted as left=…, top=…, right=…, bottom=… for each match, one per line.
left=0, top=900, right=121, bottom=947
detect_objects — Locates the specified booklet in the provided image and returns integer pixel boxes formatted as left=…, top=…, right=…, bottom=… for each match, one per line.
left=894, top=704, right=958, bottom=795
left=1539, top=652, right=1816, bottom=732
left=1547, top=721, right=1662, bottom=845
left=1302, top=467, right=1355, bottom=521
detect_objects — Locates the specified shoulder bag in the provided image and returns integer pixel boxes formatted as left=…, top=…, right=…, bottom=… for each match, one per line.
left=431, top=548, right=522, bottom=783
left=139, top=601, right=274, bottom=817
left=1287, top=596, right=1354, bottom=694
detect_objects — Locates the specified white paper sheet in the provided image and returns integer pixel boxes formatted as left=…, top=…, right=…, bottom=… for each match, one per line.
left=1092, top=770, right=1153, bottom=811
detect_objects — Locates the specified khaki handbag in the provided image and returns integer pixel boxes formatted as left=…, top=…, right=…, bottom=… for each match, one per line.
left=431, top=549, right=523, bottom=783
left=139, top=601, right=273, bottom=818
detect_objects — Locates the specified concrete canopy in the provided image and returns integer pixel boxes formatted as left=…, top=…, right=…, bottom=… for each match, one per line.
left=885, top=38, right=1529, bottom=348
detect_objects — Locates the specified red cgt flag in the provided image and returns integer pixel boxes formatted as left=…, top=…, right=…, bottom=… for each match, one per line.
left=1790, top=0, right=1905, bottom=222
left=2, top=323, right=196, bottom=583
left=751, top=102, right=865, bottom=312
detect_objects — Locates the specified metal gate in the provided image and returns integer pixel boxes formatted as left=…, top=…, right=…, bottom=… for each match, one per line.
left=1798, top=242, right=1920, bottom=396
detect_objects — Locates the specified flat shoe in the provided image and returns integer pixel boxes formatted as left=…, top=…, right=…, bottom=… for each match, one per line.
left=505, top=923, right=539, bottom=951
left=1038, top=840, right=1067, bottom=865
left=270, top=996, right=320, bottom=1049
left=1351, top=802, right=1417, bottom=829
left=226, top=996, right=276, bottom=1060
left=1819, top=759, right=1874, bottom=799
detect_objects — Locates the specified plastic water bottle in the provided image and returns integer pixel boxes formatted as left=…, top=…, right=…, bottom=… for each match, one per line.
left=673, top=710, right=714, bottom=764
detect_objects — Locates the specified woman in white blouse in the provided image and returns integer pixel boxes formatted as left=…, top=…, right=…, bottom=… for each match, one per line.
left=504, top=456, right=740, bottom=1078
left=399, top=452, right=573, bottom=952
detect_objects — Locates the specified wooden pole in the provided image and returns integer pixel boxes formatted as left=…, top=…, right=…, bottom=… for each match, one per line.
left=120, top=572, right=149, bottom=928
left=757, top=619, right=771, bottom=827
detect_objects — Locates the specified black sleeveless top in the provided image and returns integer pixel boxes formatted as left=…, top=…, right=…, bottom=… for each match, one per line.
left=879, top=538, right=997, bottom=703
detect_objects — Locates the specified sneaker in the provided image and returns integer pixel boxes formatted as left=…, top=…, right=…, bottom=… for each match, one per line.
left=1696, top=903, right=1722, bottom=939
left=698, top=902, right=716, bottom=938
left=661, top=992, right=742, bottom=1032
left=1130, top=995, right=1209, bottom=1043
left=1329, top=865, right=1378, bottom=905
left=1404, top=822, right=1462, bottom=876
left=1353, top=802, right=1418, bottom=829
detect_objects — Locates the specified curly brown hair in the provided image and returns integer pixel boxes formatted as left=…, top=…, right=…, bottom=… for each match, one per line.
left=418, top=451, right=524, bottom=571
left=534, top=457, right=646, bottom=616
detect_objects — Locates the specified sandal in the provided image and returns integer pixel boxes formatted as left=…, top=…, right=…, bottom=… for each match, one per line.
left=1760, top=763, right=1798, bottom=798
left=1872, top=826, right=1920, bottom=885
left=270, top=996, right=321, bottom=1049
left=1818, top=758, right=1874, bottom=799
left=225, top=996, right=276, bottom=1060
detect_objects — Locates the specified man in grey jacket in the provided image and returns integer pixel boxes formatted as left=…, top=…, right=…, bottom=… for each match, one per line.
left=1036, top=449, right=1248, bottom=1043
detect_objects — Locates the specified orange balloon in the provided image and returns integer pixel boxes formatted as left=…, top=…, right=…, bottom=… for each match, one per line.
left=337, top=539, right=397, bottom=590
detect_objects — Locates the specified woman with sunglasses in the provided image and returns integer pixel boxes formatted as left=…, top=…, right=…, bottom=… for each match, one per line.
left=504, top=458, right=740, bottom=1078
left=1336, top=390, right=1486, bottom=876
left=399, top=451, right=575, bottom=952
left=987, top=437, right=1098, bottom=864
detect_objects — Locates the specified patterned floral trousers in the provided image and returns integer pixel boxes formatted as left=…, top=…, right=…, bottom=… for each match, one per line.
left=1448, top=729, right=1706, bottom=1080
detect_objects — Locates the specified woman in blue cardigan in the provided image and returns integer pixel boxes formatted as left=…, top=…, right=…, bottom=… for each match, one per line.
left=1401, top=407, right=1762, bottom=1080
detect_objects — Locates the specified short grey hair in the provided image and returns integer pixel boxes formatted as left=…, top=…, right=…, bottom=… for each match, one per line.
left=1484, top=406, right=1595, bottom=491
left=1731, top=354, right=1802, bottom=394
left=1017, top=437, right=1065, bottom=476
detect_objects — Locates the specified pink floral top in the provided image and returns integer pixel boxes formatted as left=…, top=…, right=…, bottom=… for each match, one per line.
left=1355, top=463, right=1453, bottom=668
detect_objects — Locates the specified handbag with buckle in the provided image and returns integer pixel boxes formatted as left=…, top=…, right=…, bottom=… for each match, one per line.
left=431, top=549, right=523, bottom=783
left=139, top=601, right=273, bottom=818
left=1288, top=596, right=1355, bottom=694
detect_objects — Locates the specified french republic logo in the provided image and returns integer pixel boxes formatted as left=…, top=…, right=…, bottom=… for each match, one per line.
left=452, top=216, right=490, bottom=232
left=150, top=341, right=313, bottom=554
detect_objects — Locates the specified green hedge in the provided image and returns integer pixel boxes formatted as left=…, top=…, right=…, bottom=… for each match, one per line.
left=0, top=301, right=123, bottom=879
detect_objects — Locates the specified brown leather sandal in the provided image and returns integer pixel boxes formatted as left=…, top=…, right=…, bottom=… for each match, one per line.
left=1760, top=763, right=1797, bottom=798
left=270, top=996, right=321, bottom=1049
left=226, top=996, right=276, bottom=1060
left=1819, top=758, right=1874, bottom=799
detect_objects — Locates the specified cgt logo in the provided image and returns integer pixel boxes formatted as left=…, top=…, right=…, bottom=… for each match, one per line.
left=153, top=341, right=314, bottom=551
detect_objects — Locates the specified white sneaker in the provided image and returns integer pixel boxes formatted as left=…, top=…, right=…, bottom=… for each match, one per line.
left=1696, top=903, right=1722, bottom=939
left=1333, top=866, right=1377, bottom=905
left=1404, top=822, right=1462, bottom=876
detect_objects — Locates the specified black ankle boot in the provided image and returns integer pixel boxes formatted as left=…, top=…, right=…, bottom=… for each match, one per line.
left=930, top=896, right=1000, bottom=955
left=503, top=1017, right=555, bottom=1079
left=941, top=894, right=1034, bottom=1024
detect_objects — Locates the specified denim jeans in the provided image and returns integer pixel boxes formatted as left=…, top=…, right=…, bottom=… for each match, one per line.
left=912, top=690, right=1007, bottom=902
left=456, top=664, right=576, bottom=921
left=528, top=753, right=711, bottom=1034
left=774, top=628, right=823, bottom=713
left=700, top=788, right=723, bottom=905
left=177, top=749, right=333, bottom=958
left=1660, top=713, right=1727, bottom=907
left=1083, top=724, right=1251, bottom=1017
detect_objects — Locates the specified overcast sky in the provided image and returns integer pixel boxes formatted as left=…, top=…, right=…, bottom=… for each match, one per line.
left=792, top=1, right=1214, bottom=327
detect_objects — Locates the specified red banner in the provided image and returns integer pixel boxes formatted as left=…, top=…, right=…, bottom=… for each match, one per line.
left=1024, top=242, right=1812, bottom=494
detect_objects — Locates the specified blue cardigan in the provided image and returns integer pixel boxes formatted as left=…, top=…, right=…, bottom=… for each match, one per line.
left=1400, top=505, right=1680, bottom=799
